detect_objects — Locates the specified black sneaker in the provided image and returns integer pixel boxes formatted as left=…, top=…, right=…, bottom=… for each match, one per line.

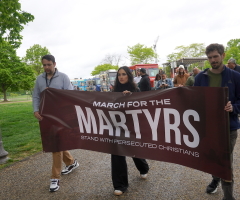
left=49, top=179, right=60, bottom=192
left=206, top=178, right=220, bottom=194
left=61, top=159, right=79, bottom=175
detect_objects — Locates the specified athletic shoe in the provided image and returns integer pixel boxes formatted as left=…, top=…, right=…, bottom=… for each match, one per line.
left=206, top=178, right=220, bottom=194
left=114, top=190, right=123, bottom=196
left=140, top=174, right=148, bottom=179
left=49, top=179, right=60, bottom=192
left=61, top=159, right=79, bottom=175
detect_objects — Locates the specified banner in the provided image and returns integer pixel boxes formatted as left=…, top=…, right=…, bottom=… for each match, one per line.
left=39, top=87, right=231, bottom=180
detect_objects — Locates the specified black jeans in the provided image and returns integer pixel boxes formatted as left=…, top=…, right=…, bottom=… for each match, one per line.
left=111, top=155, right=149, bottom=192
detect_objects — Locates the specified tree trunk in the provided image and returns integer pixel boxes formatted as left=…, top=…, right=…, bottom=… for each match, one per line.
left=3, top=90, right=8, bottom=102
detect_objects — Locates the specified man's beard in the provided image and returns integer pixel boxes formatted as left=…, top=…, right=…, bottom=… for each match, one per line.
left=211, top=61, right=222, bottom=69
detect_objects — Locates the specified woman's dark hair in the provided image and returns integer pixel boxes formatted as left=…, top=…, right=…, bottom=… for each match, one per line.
left=155, top=73, right=161, bottom=81
left=113, top=66, right=137, bottom=92
left=42, top=55, right=55, bottom=63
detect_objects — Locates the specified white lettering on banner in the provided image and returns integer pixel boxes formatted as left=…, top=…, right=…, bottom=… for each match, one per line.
left=75, top=106, right=98, bottom=134
left=109, top=111, right=130, bottom=138
left=158, top=145, right=199, bottom=157
left=79, top=136, right=200, bottom=157
left=163, top=108, right=200, bottom=148
left=125, top=110, right=142, bottom=139
left=149, top=99, right=171, bottom=106
left=96, top=109, right=114, bottom=136
left=164, top=108, right=181, bottom=145
left=74, top=105, right=200, bottom=148
left=93, top=101, right=126, bottom=108
left=142, top=108, right=161, bottom=141
left=81, top=135, right=99, bottom=141
left=93, top=99, right=171, bottom=109
left=127, top=101, right=147, bottom=107
left=183, top=110, right=200, bottom=148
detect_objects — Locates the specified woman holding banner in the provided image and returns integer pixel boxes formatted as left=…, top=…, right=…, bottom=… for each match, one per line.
left=111, top=66, right=149, bottom=196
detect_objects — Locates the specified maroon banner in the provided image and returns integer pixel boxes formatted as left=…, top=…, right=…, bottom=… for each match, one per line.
left=39, top=87, right=231, bottom=180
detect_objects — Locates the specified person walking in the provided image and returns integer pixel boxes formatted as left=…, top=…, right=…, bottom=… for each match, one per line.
left=33, top=55, right=79, bottom=192
left=111, top=66, right=149, bottom=196
left=138, top=68, right=151, bottom=91
left=185, top=67, right=200, bottom=86
left=194, top=43, right=240, bottom=200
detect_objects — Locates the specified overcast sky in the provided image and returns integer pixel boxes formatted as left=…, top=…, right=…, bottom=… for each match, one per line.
left=17, top=0, right=240, bottom=79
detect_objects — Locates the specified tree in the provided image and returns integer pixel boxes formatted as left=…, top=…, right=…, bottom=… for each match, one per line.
left=91, top=64, right=118, bottom=76
left=101, top=54, right=123, bottom=66
left=225, top=39, right=240, bottom=50
left=0, top=0, right=35, bottom=101
left=224, top=39, right=240, bottom=64
left=127, top=43, right=156, bottom=65
left=167, top=43, right=206, bottom=63
left=167, top=43, right=206, bottom=72
left=0, top=0, right=34, bottom=48
left=0, top=41, right=35, bottom=102
left=23, top=44, right=51, bottom=76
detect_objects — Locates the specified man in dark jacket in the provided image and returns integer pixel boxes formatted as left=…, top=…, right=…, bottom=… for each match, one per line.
left=227, top=58, right=240, bottom=73
left=194, top=43, right=240, bottom=200
left=138, top=68, right=151, bottom=91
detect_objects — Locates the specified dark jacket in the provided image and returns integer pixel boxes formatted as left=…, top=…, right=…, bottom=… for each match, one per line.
left=234, top=65, right=240, bottom=73
left=194, top=66, right=240, bottom=130
left=139, top=74, right=151, bottom=91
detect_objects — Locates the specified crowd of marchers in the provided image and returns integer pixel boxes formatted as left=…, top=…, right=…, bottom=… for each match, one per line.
left=32, top=43, right=240, bottom=200
left=133, top=57, right=240, bottom=92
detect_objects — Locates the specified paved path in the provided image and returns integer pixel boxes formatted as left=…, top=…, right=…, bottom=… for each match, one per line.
left=0, top=136, right=239, bottom=200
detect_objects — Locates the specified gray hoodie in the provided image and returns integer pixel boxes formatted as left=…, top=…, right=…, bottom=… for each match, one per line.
left=32, top=69, right=73, bottom=112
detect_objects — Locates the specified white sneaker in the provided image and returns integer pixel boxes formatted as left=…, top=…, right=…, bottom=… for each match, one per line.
left=114, top=190, right=123, bottom=196
left=140, top=174, right=148, bottom=179
left=61, top=159, right=79, bottom=175
left=49, top=179, right=60, bottom=192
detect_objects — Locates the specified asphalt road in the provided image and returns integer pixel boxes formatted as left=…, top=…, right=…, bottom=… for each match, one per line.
left=0, top=135, right=239, bottom=200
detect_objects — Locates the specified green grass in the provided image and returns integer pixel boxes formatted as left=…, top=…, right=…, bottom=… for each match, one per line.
left=0, top=94, right=32, bottom=102
left=0, top=101, right=42, bottom=169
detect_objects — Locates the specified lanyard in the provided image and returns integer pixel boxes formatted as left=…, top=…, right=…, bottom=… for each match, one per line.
left=45, top=70, right=56, bottom=88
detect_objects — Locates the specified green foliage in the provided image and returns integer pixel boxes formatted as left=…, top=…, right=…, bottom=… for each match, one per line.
left=127, top=43, right=156, bottom=65
left=22, top=44, right=51, bottom=76
left=0, top=41, right=35, bottom=101
left=0, top=0, right=34, bottom=48
left=203, top=60, right=211, bottom=69
left=163, top=66, right=171, bottom=77
left=0, top=102, right=41, bottom=169
left=224, top=39, right=240, bottom=64
left=167, top=43, right=206, bottom=63
left=91, top=64, right=118, bottom=76
left=225, top=39, right=240, bottom=50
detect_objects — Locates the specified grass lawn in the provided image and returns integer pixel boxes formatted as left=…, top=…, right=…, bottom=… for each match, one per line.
left=0, top=94, right=32, bottom=102
left=0, top=101, right=42, bottom=169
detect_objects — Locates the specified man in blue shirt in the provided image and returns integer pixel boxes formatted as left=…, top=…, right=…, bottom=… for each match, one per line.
left=194, top=44, right=240, bottom=200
